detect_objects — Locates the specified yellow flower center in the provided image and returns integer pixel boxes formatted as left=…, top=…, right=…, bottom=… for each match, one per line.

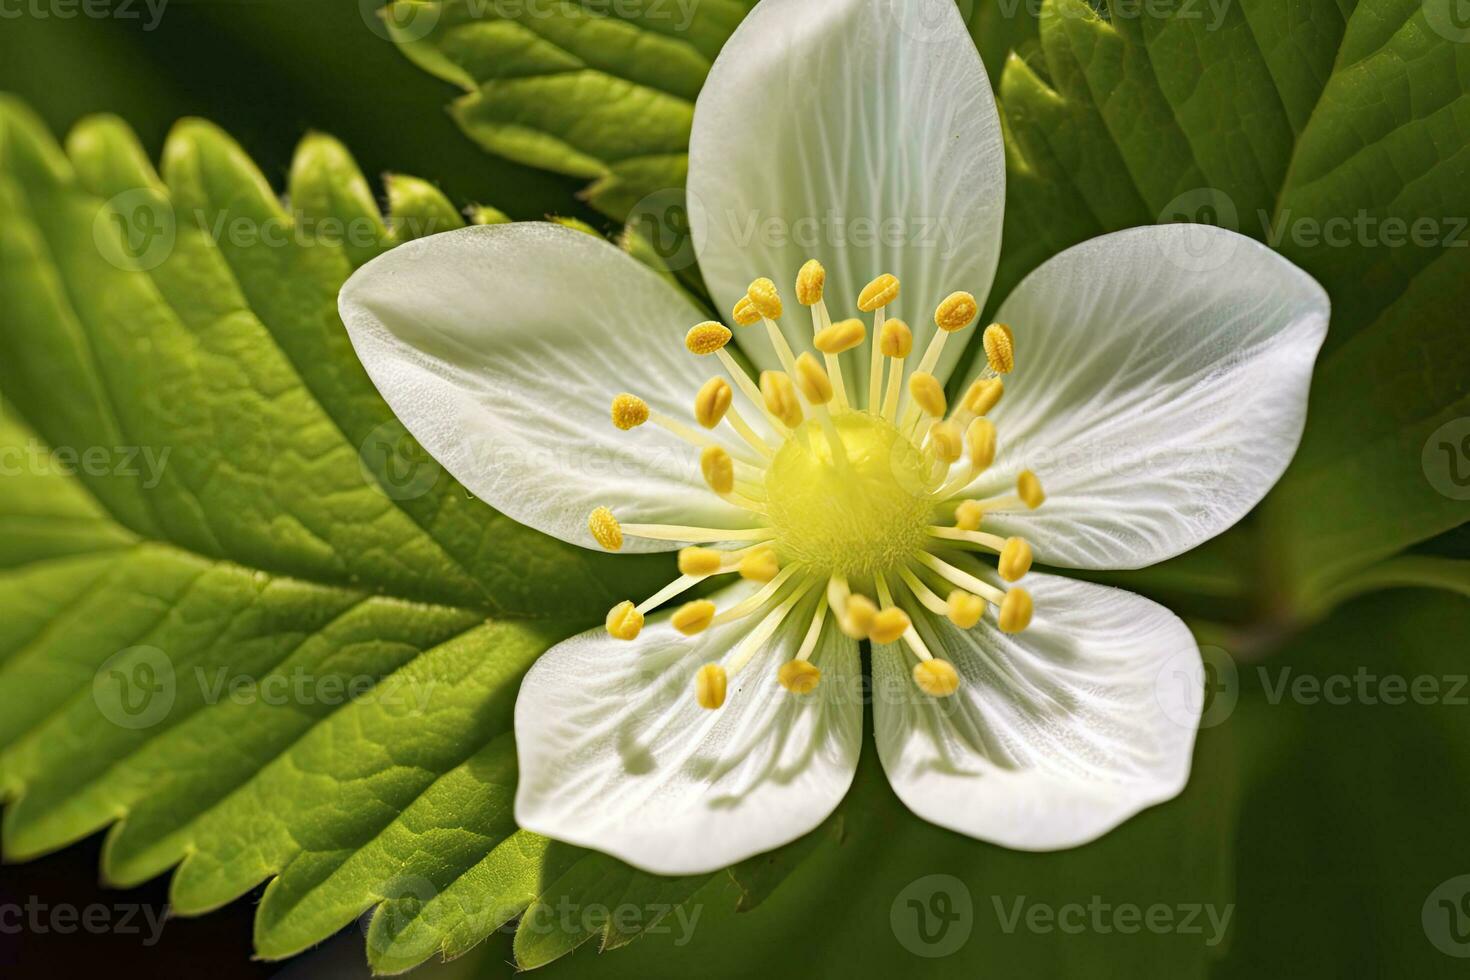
left=586, top=262, right=1047, bottom=711
left=765, top=413, right=934, bottom=578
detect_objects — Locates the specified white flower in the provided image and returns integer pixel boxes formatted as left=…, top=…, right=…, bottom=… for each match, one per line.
left=339, top=0, right=1328, bottom=875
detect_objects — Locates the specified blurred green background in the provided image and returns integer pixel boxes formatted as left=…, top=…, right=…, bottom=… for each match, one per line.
left=2, top=3, right=1469, bottom=978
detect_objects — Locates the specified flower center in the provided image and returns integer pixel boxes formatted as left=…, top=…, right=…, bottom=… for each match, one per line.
left=586, top=261, right=1048, bottom=710
left=764, top=413, right=935, bottom=578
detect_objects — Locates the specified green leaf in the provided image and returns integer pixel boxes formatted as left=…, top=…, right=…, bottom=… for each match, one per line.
left=384, top=0, right=757, bottom=219
left=1218, top=588, right=1470, bottom=976
left=980, top=0, right=1470, bottom=607
left=0, top=99, right=687, bottom=971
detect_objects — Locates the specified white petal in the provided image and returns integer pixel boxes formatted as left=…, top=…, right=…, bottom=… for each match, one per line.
left=514, top=582, right=862, bottom=874
left=688, top=0, right=1004, bottom=388
left=340, top=222, right=752, bottom=551
left=872, top=569, right=1200, bottom=850
left=964, top=225, right=1329, bottom=569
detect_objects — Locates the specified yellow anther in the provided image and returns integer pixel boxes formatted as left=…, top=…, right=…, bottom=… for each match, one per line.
left=738, top=547, right=780, bottom=582
left=694, top=377, right=732, bottom=429
left=778, top=659, right=822, bottom=694
left=869, top=606, right=911, bottom=645
left=946, top=590, right=986, bottom=629
left=935, top=291, right=978, bottom=332
left=695, top=662, right=727, bottom=709
left=814, top=317, right=866, bottom=354
left=954, top=499, right=984, bottom=532
left=795, top=259, right=826, bottom=305
left=962, top=377, right=1004, bottom=416
left=984, top=323, right=1014, bottom=374
left=913, top=658, right=961, bottom=697
left=879, top=318, right=913, bottom=358
left=908, top=372, right=946, bottom=417
left=672, top=599, right=717, bottom=636
left=678, top=546, right=724, bottom=576
left=929, top=420, right=964, bottom=463
left=857, top=273, right=899, bottom=312
left=998, top=537, right=1033, bottom=582
left=732, top=296, right=762, bottom=326
left=760, top=370, right=803, bottom=428
left=841, top=594, right=878, bottom=639
left=1017, top=470, right=1045, bottom=509
left=686, top=321, right=732, bottom=355
left=700, top=445, right=735, bottom=495
left=999, top=588, right=1033, bottom=633
left=746, top=277, right=783, bottom=319
left=794, top=352, right=833, bottom=405
left=588, top=507, right=622, bottom=551
left=606, top=600, right=643, bottom=640
left=967, top=417, right=997, bottom=469
left=610, top=393, right=649, bottom=430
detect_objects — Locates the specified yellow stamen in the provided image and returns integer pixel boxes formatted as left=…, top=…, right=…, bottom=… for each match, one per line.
left=813, top=317, right=865, bottom=354
left=998, top=587, right=1033, bottom=633
left=778, top=659, right=822, bottom=694
left=968, top=417, right=997, bottom=469
left=934, top=291, right=978, bottom=333
left=869, top=606, right=911, bottom=645
left=695, top=663, right=727, bottom=709
left=984, top=323, right=1015, bottom=374
left=946, top=590, right=986, bottom=629
left=1017, top=470, right=1045, bottom=509
left=998, top=537, right=1033, bottom=582
left=678, top=546, right=724, bottom=576
left=588, top=507, right=622, bottom=551
left=621, top=522, right=774, bottom=544
left=842, top=593, right=877, bottom=639
left=794, top=352, right=833, bottom=405
left=760, top=370, right=803, bottom=428
left=879, top=318, right=913, bottom=357
left=732, top=296, right=761, bottom=326
left=795, top=259, right=825, bottom=306
left=954, top=499, right=984, bottom=532
left=913, top=659, right=960, bottom=696
left=857, top=273, right=899, bottom=312
left=672, top=599, right=717, bottom=635
left=908, top=372, right=946, bottom=417
left=610, top=393, right=649, bottom=430
left=694, top=377, right=732, bottom=429
left=700, top=445, right=735, bottom=494
left=928, top=420, right=963, bottom=464
left=738, top=547, right=780, bottom=582
left=746, top=277, right=783, bottom=319
left=605, top=600, right=643, bottom=640
left=961, top=377, right=1003, bottom=416
left=686, top=321, right=732, bottom=355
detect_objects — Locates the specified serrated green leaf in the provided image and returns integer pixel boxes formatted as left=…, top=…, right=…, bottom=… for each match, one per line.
left=982, top=0, right=1470, bottom=605
left=385, top=0, right=756, bottom=218
left=0, top=99, right=687, bottom=972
